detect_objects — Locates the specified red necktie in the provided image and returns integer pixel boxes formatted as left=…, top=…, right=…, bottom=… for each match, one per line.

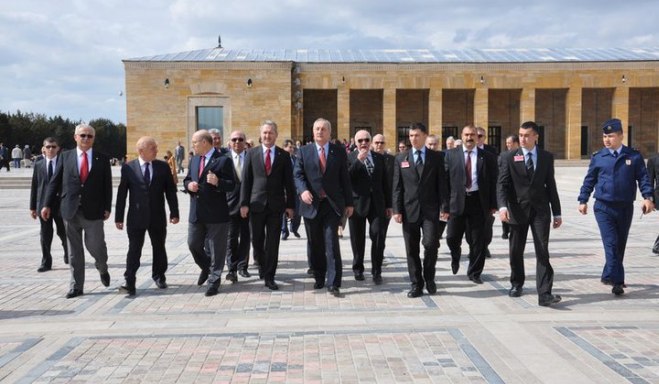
left=319, top=146, right=326, bottom=174
left=465, top=150, right=472, bottom=190
left=198, top=156, right=205, bottom=178
left=265, top=148, right=272, bottom=175
left=80, top=151, right=89, bottom=183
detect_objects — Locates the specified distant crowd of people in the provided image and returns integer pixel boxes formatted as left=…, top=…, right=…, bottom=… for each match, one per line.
left=27, top=118, right=658, bottom=306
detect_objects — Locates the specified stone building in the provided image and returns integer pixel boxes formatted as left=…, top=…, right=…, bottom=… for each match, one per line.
left=123, top=47, right=659, bottom=159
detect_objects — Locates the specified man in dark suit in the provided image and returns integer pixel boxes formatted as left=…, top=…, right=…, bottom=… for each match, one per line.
left=648, top=153, right=659, bottom=254
left=30, top=137, right=68, bottom=272
left=281, top=139, right=302, bottom=240
left=175, top=141, right=185, bottom=174
left=371, top=134, right=395, bottom=258
left=115, top=137, right=179, bottom=296
left=0, top=142, right=10, bottom=172
left=210, top=129, right=230, bottom=155
left=241, top=121, right=295, bottom=290
left=500, top=134, right=520, bottom=239
left=445, top=125, right=498, bottom=284
left=41, top=123, right=113, bottom=298
left=392, top=123, right=449, bottom=298
left=224, top=130, right=251, bottom=283
left=347, top=130, right=391, bottom=284
left=294, top=118, right=354, bottom=297
left=184, top=129, right=236, bottom=296
left=498, top=121, right=562, bottom=307
left=474, top=126, right=497, bottom=259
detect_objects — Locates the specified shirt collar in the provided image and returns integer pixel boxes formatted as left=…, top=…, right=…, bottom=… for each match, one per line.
left=76, top=147, right=92, bottom=157
left=521, top=146, right=537, bottom=157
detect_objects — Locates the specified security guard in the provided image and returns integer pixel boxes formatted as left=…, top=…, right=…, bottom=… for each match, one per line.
left=578, top=118, right=655, bottom=296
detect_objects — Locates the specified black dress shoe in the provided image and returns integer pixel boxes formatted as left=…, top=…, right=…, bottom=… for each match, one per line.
left=306, top=268, right=315, bottom=276
left=314, top=281, right=325, bottom=289
left=407, top=288, right=423, bottom=298
left=538, top=294, right=562, bottom=306
left=265, top=280, right=279, bottom=290
left=239, top=269, right=251, bottom=278
left=66, top=289, right=83, bottom=299
left=100, top=272, right=111, bottom=287
left=354, top=272, right=365, bottom=281
left=373, top=275, right=383, bottom=285
left=469, top=276, right=483, bottom=284
left=509, top=286, right=523, bottom=297
left=451, top=261, right=459, bottom=275
left=154, top=279, right=168, bottom=289
left=37, top=265, right=51, bottom=273
left=226, top=271, right=237, bottom=283
left=197, top=270, right=209, bottom=286
left=205, top=285, right=219, bottom=296
left=612, top=284, right=624, bottom=296
left=292, top=232, right=301, bottom=238
left=120, top=285, right=136, bottom=296
left=484, top=249, right=492, bottom=258
left=327, top=286, right=340, bottom=297
left=501, top=233, right=509, bottom=239
left=281, top=232, right=289, bottom=240
left=426, top=281, right=437, bottom=294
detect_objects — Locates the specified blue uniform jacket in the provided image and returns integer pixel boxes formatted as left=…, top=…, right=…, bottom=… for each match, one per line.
left=578, top=146, right=653, bottom=204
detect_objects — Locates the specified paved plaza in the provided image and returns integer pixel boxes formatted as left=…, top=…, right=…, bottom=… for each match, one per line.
left=0, top=165, right=658, bottom=383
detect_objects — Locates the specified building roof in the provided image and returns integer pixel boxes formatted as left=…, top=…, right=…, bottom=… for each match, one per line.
left=125, top=47, right=659, bottom=63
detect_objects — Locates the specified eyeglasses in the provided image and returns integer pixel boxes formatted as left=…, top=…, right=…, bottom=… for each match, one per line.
left=373, top=141, right=385, bottom=145
left=357, top=138, right=370, bottom=143
left=231, top=138, right=245, bottom=142
left=44, top=145, right=58, bottom=149
left=78, top=134, right=94, bottom=139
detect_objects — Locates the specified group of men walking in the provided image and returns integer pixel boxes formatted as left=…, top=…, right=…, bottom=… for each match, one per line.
left=30, top=117, right=657, bottom=305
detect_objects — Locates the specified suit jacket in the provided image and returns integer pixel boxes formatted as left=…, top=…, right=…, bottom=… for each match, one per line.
left=183, top=148, right=236, bottom=223
left=392, top=148, right=449, bottom=223
left=45, top=148, right=112, bottom=221
left=30, top=157, right=62, bottom=213
left=294, top=142, right=353, bottom=218
left=444, top=147, right=498, bottom=216
left=497, top=147, right=561, bottom=225
left=240, top=145, right=295, bottom=213
left=225, top=150, right=245, bottom=216
left=648, top=154, right=659, bottom=202
left=114, top=159, right=179, bottom=229
left=347, top=150, right=391, bottom=218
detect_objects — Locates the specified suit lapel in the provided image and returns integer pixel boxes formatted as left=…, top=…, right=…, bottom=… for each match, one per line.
left=129, top=160, right=146, bottom=187
left=476, top=148, right=484, bottom=175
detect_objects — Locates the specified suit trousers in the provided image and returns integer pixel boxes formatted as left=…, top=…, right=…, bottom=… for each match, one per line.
left=447, top=194, right=486, bottom=279
left=124, top=225, right=168, bottom=284
left=39, top=213, right=68, bottom=268
left=348, top=202, right=386, bottom=276
left=594, top=200, right=633, bottom=285
left=226, top=214, right=251, bottom=273
left=65, top=210, right=109, bottom=291
left=188, top=222, right=228, bottom=287
left=306, top=200, right=342, bottom=288
left=402, top=217, right=440, bottom=289
left=250, top=207, right=283, bottom=280
left=508, top=207, right=554, bottom=296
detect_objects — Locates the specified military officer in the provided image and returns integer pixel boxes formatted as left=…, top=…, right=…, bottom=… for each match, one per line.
left=578, top=118, right=655, bottom=296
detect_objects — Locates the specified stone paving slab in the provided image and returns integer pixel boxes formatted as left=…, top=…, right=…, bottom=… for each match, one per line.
left=0, top=166, right=658, bottom=383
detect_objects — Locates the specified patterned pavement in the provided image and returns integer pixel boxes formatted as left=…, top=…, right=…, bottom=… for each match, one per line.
left=0, top=166, right=658, bottom=383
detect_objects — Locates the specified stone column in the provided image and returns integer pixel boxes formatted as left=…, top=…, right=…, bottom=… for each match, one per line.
left=521, top=88, right=536, bottom=123
left=566, top=86, right=583, bottom=160
left=428, top=88, right=443, bottom=137
left=337, top=86, right=350, bottom=140
left=612, top=86, right=630, bottom=129
left=383, top=87, right=396, bottom=152
left=474, top=87, right=488, bottom=128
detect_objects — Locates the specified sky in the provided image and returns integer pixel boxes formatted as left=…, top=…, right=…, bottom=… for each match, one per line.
left=1, top=0, right=658, bottom=124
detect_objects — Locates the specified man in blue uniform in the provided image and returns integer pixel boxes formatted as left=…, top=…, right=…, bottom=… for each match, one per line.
left=578, top=118, right=655, bottom=296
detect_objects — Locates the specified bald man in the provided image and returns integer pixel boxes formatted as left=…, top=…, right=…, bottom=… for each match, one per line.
left=115, top=137, right=179, bottom=296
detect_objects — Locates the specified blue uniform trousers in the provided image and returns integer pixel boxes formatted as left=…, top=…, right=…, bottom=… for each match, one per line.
left=594, top=200, right=633, bottom=285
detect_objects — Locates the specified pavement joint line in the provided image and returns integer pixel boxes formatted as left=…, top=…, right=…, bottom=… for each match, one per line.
left=0, top=337, right=42, bottom=378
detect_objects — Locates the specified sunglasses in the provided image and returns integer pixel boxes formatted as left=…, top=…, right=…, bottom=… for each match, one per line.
left=357, top=138, right=370, bottom=143
left=231, top=137, right=245, bottom=142
left=44, top=145, right=58, bottom=149
left=373, top=141, right=384, bottom=145
left=78, top=134, right=94, bottom=139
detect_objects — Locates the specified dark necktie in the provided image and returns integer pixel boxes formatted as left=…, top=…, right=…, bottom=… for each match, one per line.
left=198, top=156, right=205, bottom=178
left=144, top=162, right=151, bottom=186
left=465, top=150, right=472, bottom=189
left=415, top=150, right=423, bottom=176
left=265, top=148, right=272, bottom=175
left=364, top=156, right=374, bottom=176
left=612, top=151, right=618, bottom=158
left=47, top=160, right=53, bottom=180
left=527, top=152, right=535, bottom=180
